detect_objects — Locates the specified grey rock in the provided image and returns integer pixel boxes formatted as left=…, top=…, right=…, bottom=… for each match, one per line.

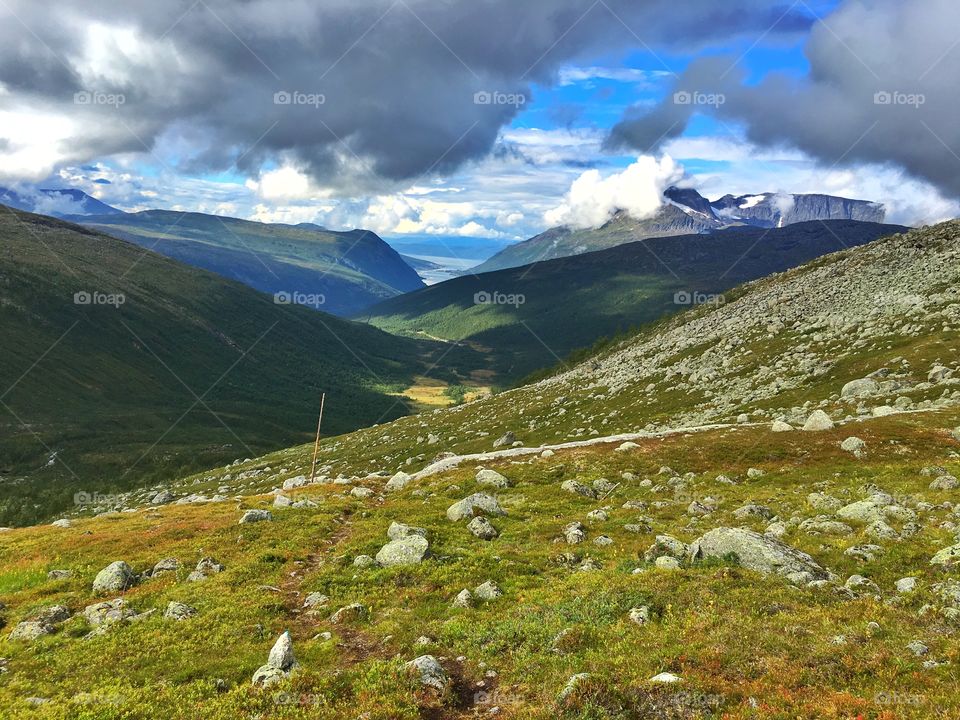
left=842, top=378, right=880, bottom=398
left=841, top=437, right=867, bottom=457
left=560, top=480, right=597, bottom=499
left=564, top=521, right=586, bottom=544
left=92, top=561, right=137, bottom=594
left=353, top=554, right=376, bottom=568
left=689, top=527, right=831, bottom=580
left=474, top=580, right=503, bottom=601
left=644, top=535, right=689, bottom=561
left=387, top=522, right=428, bottom=540
left=446, top=493, right=505, bottom=522
left=475, top=468, right=510, bottom=488
left=467, top=516, right=499, bottom=540
left=46, top=569, right=72, bottom=580
left=896, top=577, right=918, bottom=594
left=558, top=673, right=592, bottom=703
left=452, top=589, right=473, bottom=608
left=163, top=601, right=197, bottom=621
left=733, top=503, right=774, bottom=521
left=83, top=598, right=137, bottom=626
left=303, top=592, right=328, bottom=609
left=9, top=621, right=54, bottom=641
left=406, top=655, right=449, bottom=691
left=376, top=536, right=430, bottom=567
left=150, top=490, right=174, bottom=505
left=151, top=557, right=180, bottom=575
left=329, top=603, right=368, bottom=624
left=628, top=606, right=651, bottom=625
left=239, top=509, right=272, bottom=524
left=493, top=431, right=516, bottom=448
left=803, top=410, right=835, bottom=432
left=930, top=543, right=960, bottom=566
left=385, top=471, right=413, bottom=492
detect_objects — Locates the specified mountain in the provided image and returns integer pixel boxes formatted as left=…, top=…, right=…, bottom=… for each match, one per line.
left=81, top=210, right=425, bottom=316
left=0, top=206, right=465, bottom=526
left=4, top=221, right=956, bottom=718
left=0, top=186, right=124, bottom=217
left=364, top=220, right=906, bottom=382
left=473, top=187, right=888, bottom=273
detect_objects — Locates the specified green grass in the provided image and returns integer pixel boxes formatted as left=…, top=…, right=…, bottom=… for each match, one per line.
left=1, top=410, right=958, bottom=718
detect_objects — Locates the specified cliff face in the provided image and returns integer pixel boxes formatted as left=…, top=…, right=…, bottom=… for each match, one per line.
left=711, top=192, right=886, bottom=227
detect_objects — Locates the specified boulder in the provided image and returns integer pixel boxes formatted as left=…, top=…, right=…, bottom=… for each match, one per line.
left=186, top=557, right=225, bottom=582
left=475, top=468, right=510, bottom=488
left=689, top=527, right=831, bottom=580
left=163, top=601, right=197, bottom=621
left=446, top=493, right=505, bottom=522
left=376, top=536, right=430, bottom=567
left=406, top=655, right=449, bottom=691
left=152, top=557, right=180, bottom=576
left=467, top=516, right=499, bottom=540
left=493, top=431, right=516, bottom=448
left=83, top=598, right=137, bottom=626
left=387, top=522, right=427, bottom=540
left=931, top=543, right=960, bottom=567
left=329, top=603, right=368, bottom=624
left=560, top=480, right=597, bottom=499
left=150, top=490, right=174, bottom=505
left=385, top=471, right=413, bottom=492
left=238, top=509, right=272, bottom=524
left=92, top=561, right=137, bottom=594
left=9, top=621, right=54, bottom=641
left=802, top=410, right=834, bottom=432
left=771, top=421, right=794, bottom=433
left=841, top=378, right=880, bottom=398
left=840, top=437, right=867, bottom=457
left=252, top=631, right=297, bottom=687
left=644, top=535, right=688, bottom=561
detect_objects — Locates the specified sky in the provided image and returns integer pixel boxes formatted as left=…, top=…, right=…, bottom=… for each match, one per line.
left=1, top=0, right=959, bottom=241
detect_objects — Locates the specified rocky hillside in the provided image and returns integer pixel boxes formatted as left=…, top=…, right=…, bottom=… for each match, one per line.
left=364, top=220, right=905, bottom=383
left=1, top=221, right=959, bottom=719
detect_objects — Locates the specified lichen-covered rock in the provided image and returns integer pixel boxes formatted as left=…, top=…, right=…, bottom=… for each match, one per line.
left=376, top=535, right=430, bottom=567
left=446, top=493, right=505, bottom=521
left=406, top=655, right=448, bottom=691
left=689, top=527, right=831, bottom=580
left=92, top=561, right=137, bottom=594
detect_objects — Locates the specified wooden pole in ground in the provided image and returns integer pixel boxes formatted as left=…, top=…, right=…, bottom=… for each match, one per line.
left=309, top=392, right=326, bottom=482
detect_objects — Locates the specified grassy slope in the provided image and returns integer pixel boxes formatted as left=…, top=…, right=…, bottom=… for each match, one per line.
left=0, top=410, right=958, bottom=718
left=364, top=221, right=906, bottom=382
left=0, top=207, right=472, bottom=526
left=83, top=212, right=424, bottom=316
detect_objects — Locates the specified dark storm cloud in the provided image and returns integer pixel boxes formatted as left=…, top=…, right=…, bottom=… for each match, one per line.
left=0, top=0, right=814, bottom=191
left=608, top=0, right=960, bottom=199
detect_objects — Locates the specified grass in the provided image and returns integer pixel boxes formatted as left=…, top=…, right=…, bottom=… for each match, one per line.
left=1, top=409, right=958, bottom=718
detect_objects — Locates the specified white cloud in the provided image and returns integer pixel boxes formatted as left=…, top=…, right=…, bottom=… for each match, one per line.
left=545, top=155, right=685, bottom=229
left=558, top=66, right=673, bottom=87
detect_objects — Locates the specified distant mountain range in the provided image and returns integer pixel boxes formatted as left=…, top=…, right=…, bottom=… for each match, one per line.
left=0, top=186, right=124, bottom=217
left=365, top=219, right=906, bottom=382
left=81, top=211, right=425, bottom=316
left=473, top=187, right=887, bottom=273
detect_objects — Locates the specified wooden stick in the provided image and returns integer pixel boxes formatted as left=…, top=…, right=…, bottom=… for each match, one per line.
left=309, top=392, right=326, bottom=482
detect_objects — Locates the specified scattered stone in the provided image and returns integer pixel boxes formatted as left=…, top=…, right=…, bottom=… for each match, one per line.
left=845, top=575, right=881, bottom=597
left=303, top=593, right=328, bottom=609
left=376, top=536, right=430, bottom=567
left=842, top=379, right=880, bottom=398
left=385, top=471, right=413, bottom=492
left=163, top=602, right=197, bottom=621
left=593, top=535, right=613, bottom=547
left=493, top=431, right=516, bottom=448
left=150, top=490, right=174, bottom=505
left=329, top=604, right=368, bottom=624
left=47, top=569, right=72, bottom=580
left=239, top=509, right=272, bottom=524
left=803, top=410, right=835, bottom=432
left=689, top=527, right=831, bottom=580
left=151, top=558, right=180, bottom=576
left=92, top=561, right=137, bottom=594
left=9, top=621, right=54, bottom=641
left=475, top=469, right=510, bottom=488
left=353, top=554, right=376, bottom=568
left=628, top=606, right=651, bottom=625
left=906, top=640, right=929, bottom=657
left=452, top=589, right=473, bottom=608
left=387, top=522, right=427, bottom=540
left=930, top=543, right=960, bottom=567
left=273, top=495, right=292, bottom=508
left=558, top=673, right=591, bottom=703
left=474, top=581, right=502, bottom=601
left=655, top=556, right=681, bottom=570
left=841, top=437, right=867, bottom=458
left=616, top=442, right=640, bottom=452
left=560, top=480, right=597, bottom=499
left=644, top=535, right=689, bottom=561
left=799, top=517, right=854, bottom=536
left=468, top=516, right=499, bottom=540
left=406, top=655, right=449, bottom=691
left=896, top=577, right=918, bottom=594
left=350, top=487, right=374, bottom=499
left=586, top=509, right=609, bottom=522
left=252, top=631, right=298, bottom=687
left=187, top=557, right=225, bottom=582
left=845, top=544, right=884, bottom=563
left=771, top=421, right=794, bottom=433
left=733, top=504, right=774, bottom=521
left=930, top=475, right=959, bottom=490
left=51, top=519, right=71, bottom=528
left=446, top=493, right=505, bottom=522
left=649, top=672, right=682, bottom=684
left=564, top=522, right=586, bottom=544
left=83, top=598, right=138, bottom=626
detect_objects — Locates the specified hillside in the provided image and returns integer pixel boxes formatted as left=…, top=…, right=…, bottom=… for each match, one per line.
left=0, top=207, right=474, bottom=526
left=1, top=222, right=959, bottom=718
left=0, top=187, right=124, bottom=218
left=82, top=211, right=424, bottom=316
left=474, top=190, right=886, bottom=273
left=364, top=221, right=906, bottom=382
